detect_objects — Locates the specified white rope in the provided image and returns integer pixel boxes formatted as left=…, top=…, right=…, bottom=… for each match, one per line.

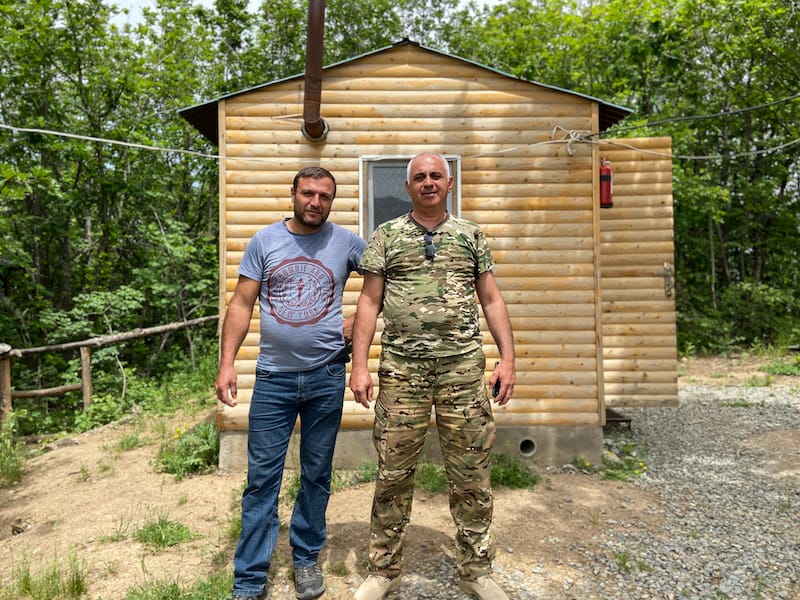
left=0, top=122, right=220, bottom=161
left=2, top=120, right=799, bottom=164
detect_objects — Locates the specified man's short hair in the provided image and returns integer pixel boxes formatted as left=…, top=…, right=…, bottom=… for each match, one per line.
left=406, top=153, right=451, bottom=182
left=293, top=166, right=337, bottom=198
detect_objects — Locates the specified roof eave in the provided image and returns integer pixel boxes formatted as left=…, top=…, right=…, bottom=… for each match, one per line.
left=178, top=39, right=633, bottom=145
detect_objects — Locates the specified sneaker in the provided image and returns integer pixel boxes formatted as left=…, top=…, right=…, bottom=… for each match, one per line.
left=458, top=575, right=509, bottom=600
left=353, top=575, right=401, bottom=600
left=294, top=563, right=325, bottom=600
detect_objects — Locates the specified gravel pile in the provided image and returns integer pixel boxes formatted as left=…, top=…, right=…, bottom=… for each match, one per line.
left=373, top=383, right=800, bottom=599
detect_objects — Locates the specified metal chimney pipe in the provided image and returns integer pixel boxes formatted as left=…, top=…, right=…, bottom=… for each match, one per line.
left=301, top=0, right=329, bottom=142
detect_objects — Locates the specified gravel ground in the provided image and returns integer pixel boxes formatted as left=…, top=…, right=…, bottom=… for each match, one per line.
left=381, top=383, right=800, bottom=600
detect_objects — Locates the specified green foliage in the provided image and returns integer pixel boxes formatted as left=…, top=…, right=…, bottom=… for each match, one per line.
left=13, top=340, right=217, bottom=437
left=601, top=432, right=649, bottom=481
left=761, top=355, right=800, bottom=377
left=2, top=0, right=800, bottom=423
left=353, top=461, right=379, bottom=485
left=330, top=461, right=379, bottom=492
left=133, top=514, right=199, bottom=550
left=490, top=453, right=541, bottom=489
left=719, top=283, right=798, bottom=347
left=155, top=421, right=219, bottom=480
left=451, top=0, right=800, bottom=354
left=3, top=553, right=88, bottom=600
left=121, top=570, right=232, bottom=600
left=0, top=412, right=25, bottom=488
left=72, top=393, right=134, bottom=433
left=414, top=461, right=450, bottom=493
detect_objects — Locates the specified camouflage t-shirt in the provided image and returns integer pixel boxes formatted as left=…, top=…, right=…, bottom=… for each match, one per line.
left=360, top=212, right=494, bottom=358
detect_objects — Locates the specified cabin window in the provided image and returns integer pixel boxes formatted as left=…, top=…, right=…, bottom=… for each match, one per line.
left=359, top=156, right=461, bottom=238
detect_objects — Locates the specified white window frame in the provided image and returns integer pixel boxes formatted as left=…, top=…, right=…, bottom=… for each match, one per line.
left=358, top=155, right=461, bottom=239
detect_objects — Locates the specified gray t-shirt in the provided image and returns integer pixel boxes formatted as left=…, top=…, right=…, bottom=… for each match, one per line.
left=238, top=219, right=366, bottom=372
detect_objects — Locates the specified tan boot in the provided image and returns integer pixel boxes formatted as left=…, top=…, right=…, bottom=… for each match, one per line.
left=353, top=575, right=401, bottom=600
left=458, top=575, right=509, bottom=600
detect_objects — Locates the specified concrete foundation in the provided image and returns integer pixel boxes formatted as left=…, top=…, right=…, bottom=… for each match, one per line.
left=218, top=425, right=603, bottom=473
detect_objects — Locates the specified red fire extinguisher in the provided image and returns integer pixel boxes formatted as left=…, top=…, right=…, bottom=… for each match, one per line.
left=600, top=157, right=613, bottom=208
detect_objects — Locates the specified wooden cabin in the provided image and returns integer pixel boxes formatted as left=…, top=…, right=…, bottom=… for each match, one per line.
left=180, top=39, right=677, bottom=471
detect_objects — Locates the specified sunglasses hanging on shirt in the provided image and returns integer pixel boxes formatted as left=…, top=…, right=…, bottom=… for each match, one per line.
left=423, top=231, right=435, bottom=260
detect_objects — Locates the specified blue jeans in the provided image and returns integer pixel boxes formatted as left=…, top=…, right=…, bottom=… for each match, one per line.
left=232, top=360, right=346, bottom=597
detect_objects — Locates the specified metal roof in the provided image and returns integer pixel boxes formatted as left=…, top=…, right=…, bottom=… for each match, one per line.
left=179, top=39, right=632, bottom=144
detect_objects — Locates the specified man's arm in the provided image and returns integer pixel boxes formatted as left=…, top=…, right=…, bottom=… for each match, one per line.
left=476, top=270, right=515, bottom=406
left=214, top=275, right=260, bottom=407
left=349, top=272, right=385, bottom=408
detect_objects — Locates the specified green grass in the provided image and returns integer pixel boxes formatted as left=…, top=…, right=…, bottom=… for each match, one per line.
left=761, top=355, right=800, bottom=376
left=414, top=461, right=449, bottom=493
left=115, top=429, right=148, bottom=452
left=491, top=453, right=541, bottom=489
left=601, top=453, right=648, bottom=481
left=0, top=412, right=24, bottom=488
left=612, top=549, right=650, bottom=574
left=121, top=570, right=232, bottom=600
left=0, top=553, right=88, bottom=600
left=133, top=514, right=199, bottom=550
left=282, top=460, right=380, bottom=506
left=572, top=429, right=650, bottom=481
left=720, top=398, right=757, bottom=408
left=100, top=514, right=133, bottom=543
left=410, top=453, right=542, bottom=493
left=154, top=420, right=219, bottom=480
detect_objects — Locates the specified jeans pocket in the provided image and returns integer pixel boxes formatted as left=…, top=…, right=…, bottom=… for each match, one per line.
left=255, top=369, right=273, bottom=381
left=325, top=361, right=346, bottom=379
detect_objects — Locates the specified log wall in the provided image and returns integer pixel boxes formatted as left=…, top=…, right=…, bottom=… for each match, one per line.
left=216, top=44, right=676, bottom=434
left=599, top=138, right=678, bottom=407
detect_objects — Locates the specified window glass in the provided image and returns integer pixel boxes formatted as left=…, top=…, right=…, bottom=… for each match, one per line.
left=361, top=156, right=459, bottom=238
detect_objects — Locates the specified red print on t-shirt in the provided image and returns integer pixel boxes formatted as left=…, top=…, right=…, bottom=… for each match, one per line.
left=267, top=257, right=334, bottom=326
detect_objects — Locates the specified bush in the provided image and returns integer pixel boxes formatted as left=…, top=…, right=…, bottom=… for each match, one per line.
left=155, top=420, right=219, bottom=480
left=490, top=453, right=541, bottom=489
left=0, top=412, right=24, bottom=488
left=719, top=282, right=797, bottom=346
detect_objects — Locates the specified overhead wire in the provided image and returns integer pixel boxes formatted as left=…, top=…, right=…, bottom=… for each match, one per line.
left=2, top=91, right=800, bottom=164
left=608, top=91, right=800, bottom=134
left=0, top=122, right=220, bottom=161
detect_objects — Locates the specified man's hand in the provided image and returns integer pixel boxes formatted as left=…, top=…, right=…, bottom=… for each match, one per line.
left=343, top=315, right=355, bottom=345
left=215, top=364, right=239, bottom=407
left=349, top=364, right=374, bottom=408
left=489, top=359, right=515, bottom=407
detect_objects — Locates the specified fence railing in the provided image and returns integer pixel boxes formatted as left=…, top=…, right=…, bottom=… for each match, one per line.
left=0, top=315, right=218, bottom=421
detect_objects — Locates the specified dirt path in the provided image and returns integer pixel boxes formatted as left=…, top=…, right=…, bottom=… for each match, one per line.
left=0, top=356, right=794, bottom=599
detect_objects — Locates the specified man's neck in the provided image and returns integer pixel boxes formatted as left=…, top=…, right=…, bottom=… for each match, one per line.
left=285, top=217, right=324, bottom=235
left=410, top=209, right=448, bottom=231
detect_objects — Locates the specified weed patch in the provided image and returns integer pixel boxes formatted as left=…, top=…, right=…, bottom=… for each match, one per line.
left=133, top=514, right=199, bottom=550
left=155, top=420, right=219, bottom=480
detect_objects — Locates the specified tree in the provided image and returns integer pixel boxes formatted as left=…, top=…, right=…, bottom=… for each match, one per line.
left=450, top=0, right=800, bottom=351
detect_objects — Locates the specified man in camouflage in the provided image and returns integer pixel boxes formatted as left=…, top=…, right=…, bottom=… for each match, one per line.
left=350, top=152, right=516, bottom=600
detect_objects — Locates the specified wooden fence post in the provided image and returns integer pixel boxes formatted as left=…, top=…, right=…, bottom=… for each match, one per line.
left=80, top=347, right=92, bottom=410
left=0, top=344, right=11, bottom=421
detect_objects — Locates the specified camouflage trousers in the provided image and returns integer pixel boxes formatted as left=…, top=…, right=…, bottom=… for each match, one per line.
left=367, top=347, right=497, bottom=580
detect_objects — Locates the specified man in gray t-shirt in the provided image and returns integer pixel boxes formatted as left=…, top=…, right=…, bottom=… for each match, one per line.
left=215, top=166, right=366, bottom=600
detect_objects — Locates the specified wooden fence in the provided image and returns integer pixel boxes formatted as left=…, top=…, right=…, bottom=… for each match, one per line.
left=0, top=316, right=218, bottom=421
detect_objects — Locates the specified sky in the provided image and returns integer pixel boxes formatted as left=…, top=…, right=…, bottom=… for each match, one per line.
left=111, top=0, right=503, bottom=26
